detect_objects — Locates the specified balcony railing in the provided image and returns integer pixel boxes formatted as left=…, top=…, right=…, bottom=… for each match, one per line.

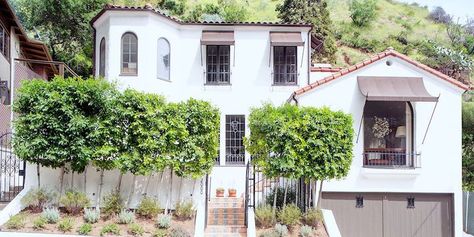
left=363, top=148, right=420, bottom=168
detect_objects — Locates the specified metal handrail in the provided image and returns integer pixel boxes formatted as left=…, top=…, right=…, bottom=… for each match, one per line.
left=14, top=58, right=79, bottom=77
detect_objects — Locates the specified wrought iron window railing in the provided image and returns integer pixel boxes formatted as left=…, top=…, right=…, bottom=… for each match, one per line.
left=363, top=149, right=420, bottom=168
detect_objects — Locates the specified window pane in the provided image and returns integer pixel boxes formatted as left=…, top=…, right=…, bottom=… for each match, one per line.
left=206, top=45, right=230, bottom=84
left=99, top=38, right=106, bottom=77
left=273, top=46, right=297, bottom=85
left=121, top=33, right=137, bottom=74
left=157, top=38, right=170, bottom=80
left=225, top=115, right=245, bottom=165
left=363, top=101, right=411, bottom=167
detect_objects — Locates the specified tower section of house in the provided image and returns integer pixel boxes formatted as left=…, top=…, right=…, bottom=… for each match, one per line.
left=91, top=4, right=312, bottom=198
left=293, top=49, right=468, bottom=237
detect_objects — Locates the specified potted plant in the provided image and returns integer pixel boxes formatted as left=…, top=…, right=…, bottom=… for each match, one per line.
left=216, top=188, right=225, bottom=197
left=228, top=188, right=237, bottom=197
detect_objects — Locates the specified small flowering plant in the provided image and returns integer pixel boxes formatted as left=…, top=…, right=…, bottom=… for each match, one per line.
left=372, top=116, right=391, bottom=139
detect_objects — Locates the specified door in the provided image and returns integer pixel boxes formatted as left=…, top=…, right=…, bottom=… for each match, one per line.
left=321, top=192, right=454, bottom=237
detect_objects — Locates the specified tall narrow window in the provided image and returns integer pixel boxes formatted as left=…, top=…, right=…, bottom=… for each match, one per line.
left=121, top=32, right=138, bottom=75
left=206, top=45, right=230, bottom=85
left=273, top=46, right=297, bottom=85
left=99, top=37, right=106, bottom=77
left=157, top=38, right=170, bottom=80
left=0, top=24, right=9, bottom=59
left=225, top=115, right=245, bottom=165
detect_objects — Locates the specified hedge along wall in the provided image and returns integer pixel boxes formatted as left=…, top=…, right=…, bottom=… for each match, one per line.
left=13, top=77, right=220, bottom=208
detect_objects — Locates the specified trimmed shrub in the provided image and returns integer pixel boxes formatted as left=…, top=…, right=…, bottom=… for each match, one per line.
left=174, top=200, right=194, bottom=220
left=303, top=208, right=323, bottom=228
left=349, top=0, right=378, bottom=27
left=128, top=223, right=145, bottom=236
left=274, top=223, right=289, bottom=237
left=5, top=214, right=26, bottom=229
left=255, top=205, right=275, bottom=228
left=60, top=190, right=90, bottom=215
left=84, top=208, right=100, bottom=223
left=300, top=225, right=313, bottom=237
left=57, top=218, right=74, bottom=233
left=100, top=223, right=120, bottom=236
left=32, top=217, right=47, bottom=230
left=21, top=187, right=57, bottom=212
left=42, top=207, right=60, bottom=224
left=157, top=214, right=172, bottom=229
left=265, top=187, right=296, bottom=209
left=77, top=223, right=93, bottom=235
left=169, top=227, right=191, bottom=237
left=117, top=209, right=135, bottom=224
left=102, top=191, right=124, bottom=217
left=136, top=197, right=161, bottom=219
left=278, top=204, right=301, bottom=228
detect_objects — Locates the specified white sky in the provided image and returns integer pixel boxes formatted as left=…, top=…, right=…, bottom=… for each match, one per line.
left=397, top=0, right=474, bottom=23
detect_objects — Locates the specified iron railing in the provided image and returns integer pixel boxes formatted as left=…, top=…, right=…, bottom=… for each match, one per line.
left=363, top=149, right=421, bottom=168
left=0, top=132, right=25, bottom=202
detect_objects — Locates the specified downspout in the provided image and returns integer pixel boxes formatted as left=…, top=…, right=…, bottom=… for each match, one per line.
left=307, top=30, right=311, bottom=86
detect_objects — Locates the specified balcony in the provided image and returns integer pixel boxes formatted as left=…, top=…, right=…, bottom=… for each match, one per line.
left=363, top=148, right=420, bottom=169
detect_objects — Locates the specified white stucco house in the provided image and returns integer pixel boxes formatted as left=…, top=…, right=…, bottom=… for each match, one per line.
left=77, top=3, right=472, bottom=237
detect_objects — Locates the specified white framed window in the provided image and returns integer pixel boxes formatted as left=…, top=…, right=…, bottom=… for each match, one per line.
left=157, top=38, right=170, bottom=80
left=121, top=32, right=138, bottom=75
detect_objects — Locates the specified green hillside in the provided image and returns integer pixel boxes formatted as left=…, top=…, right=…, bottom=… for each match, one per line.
left=327, top=0, right=451, bottom=67
left=115, top=0, right=462, bottom=69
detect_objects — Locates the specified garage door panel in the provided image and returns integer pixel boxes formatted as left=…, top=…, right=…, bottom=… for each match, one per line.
left=321, top=192, right=453, bottom=237
left=321, top=193, right=383, bottom=237
left=384, top=194, right=452, bottom=237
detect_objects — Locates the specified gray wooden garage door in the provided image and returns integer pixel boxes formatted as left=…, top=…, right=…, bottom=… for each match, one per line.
left=321, top=192, right=453, bottom=237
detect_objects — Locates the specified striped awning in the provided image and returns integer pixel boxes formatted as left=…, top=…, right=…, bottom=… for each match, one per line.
left=270, top=32, right=304, bottom=46
left=201, top=31, right=235, bottom=45
left=357, top=76, right=438, bottom=102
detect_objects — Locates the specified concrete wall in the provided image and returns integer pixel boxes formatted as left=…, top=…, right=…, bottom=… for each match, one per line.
left=298, top=56, right=464, bottom=236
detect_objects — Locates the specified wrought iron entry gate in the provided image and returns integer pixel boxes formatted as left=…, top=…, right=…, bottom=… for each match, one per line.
left=0, top=132, right=25, bottom=202
left=245, top=163, right=312, bottom=217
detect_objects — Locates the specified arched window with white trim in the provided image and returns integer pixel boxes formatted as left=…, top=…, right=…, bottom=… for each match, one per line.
left=157, top=38, right=170, bottom=80
left=121, top=32, right=138, bottom=75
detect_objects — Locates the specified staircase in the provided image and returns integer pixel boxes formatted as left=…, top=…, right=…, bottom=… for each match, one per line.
left=205, top=197, right=247, bottom=237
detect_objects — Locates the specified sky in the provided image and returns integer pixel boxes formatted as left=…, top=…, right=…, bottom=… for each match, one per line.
left=398, top=0, right=473, bottom=23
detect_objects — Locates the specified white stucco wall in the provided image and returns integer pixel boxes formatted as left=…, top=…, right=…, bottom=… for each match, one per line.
left=91, top=11, right=311, bottom=199
left=298, top=56, right=464, bottom=236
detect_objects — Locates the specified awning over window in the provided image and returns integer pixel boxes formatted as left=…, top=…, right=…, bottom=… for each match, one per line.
left=357, top=76, right=438, bottom=102
left=201, top=31, right=235, bottom=45
left=270, top=32, right=304, bottom=46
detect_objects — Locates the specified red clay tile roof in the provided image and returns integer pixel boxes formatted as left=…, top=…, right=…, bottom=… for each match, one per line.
left=311, top=67, right=343, bottom=73
left=293, top=48, right=470, bottom=98
left=91, top=4, right=312, bottom=27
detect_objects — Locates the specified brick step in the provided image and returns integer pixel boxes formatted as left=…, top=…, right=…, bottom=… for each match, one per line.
left=208, top=207, right=245, bottom=213
left=205, top=225, right=246, bottom=233
left=208, top=213, right=245, bottom=219
left=207, top=218, right=245, bottom=225
left=209, top=202, right=245, bottom=208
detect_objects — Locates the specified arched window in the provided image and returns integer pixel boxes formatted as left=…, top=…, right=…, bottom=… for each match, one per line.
left=121, top=32, right=138, bottom=75
left=157, top=38, right=170, bottom=80
left=363, top=101, right=414, bottom=167
left=99, top=37, right=106, bottom=77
